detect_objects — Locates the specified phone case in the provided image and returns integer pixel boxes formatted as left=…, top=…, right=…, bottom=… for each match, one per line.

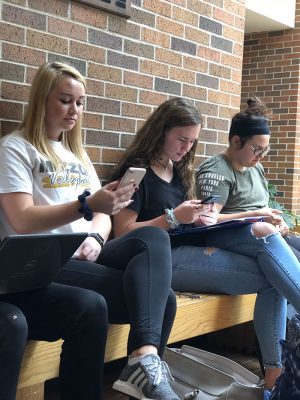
left=118, top=167, right=146, bottom=188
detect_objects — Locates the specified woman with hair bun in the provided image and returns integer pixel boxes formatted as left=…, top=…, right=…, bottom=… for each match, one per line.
left=196, top=96, right=300, bottom=390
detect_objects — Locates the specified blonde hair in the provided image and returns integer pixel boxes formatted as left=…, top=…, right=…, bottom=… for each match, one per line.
left=21, top=62, right=89, bottom=170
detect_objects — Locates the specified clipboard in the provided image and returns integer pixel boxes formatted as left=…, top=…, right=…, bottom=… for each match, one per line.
left=168, top=216, right=265, bottom=236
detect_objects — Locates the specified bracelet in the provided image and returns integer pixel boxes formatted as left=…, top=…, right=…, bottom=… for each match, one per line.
left=89, top=232, right=105, bottom=247
left=164, top=208, right=180, bottom=230
left=78, top=190, right=94, bottom=221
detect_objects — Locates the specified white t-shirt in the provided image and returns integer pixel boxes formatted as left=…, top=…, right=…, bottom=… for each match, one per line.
left=0, top=131, right=101, bottom=239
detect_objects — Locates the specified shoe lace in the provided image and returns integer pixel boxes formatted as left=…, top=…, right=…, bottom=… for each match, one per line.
left=147, top=358, right=174, bottom=386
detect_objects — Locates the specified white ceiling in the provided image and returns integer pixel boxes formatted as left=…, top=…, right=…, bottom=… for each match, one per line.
left=245, top=0, right=296, bottom=33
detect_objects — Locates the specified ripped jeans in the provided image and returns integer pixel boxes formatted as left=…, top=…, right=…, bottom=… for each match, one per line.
left=171, top=223, right=300, bottom=368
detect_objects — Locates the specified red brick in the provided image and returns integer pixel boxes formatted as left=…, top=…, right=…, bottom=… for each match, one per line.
left=83, top=113, right=103, bottom=129
left=143, top=0, right=172, bottom=17
left=6, top=0, right=26, bottom=4
left=88, top=64, right=122, bottom=83
left=140, top=60, right=168, bottom=78
left=0, top=23, right=24, bottom=44
left=213, top=8, right=234, bottom=26
left=220, top=80, right=241, bottom=95
left=122, top=103, right=152, bottom=119
left=187, top=0, right=212, bottom=16
left=221, top=53, right=243, bottom=69
left=26, top=66, right=39, bottom=84
left=173, top=6, right=198, bottom=26
left=224, top=26, right=244, bottom=44
left=3, top=4, right=46, bottom=30
left=0, top=120, right=20, bottom=137
left=104, top=116, right=136, bottom=133
left=185, top=27, right=210, bottom=45
left=183, top=56, right=208, bottom=73
left=71, top=2, right=107, bottom=28
left=102, top=148, right=124, bottom=163
left=3, top=43, right=45, bottom=66
left=167, top=0, right=185, bottom=5
left=156, top=48, right=182, bottom=67
left=27, top=31, right=68, bottom=53
left=95, top=164, right=118, bottom=180
left=139, top=91, right=168, bottom=106
left=224, top=0, right=245, bottom=17
left=108, top=15, right=141, bottom=39
left=208, top=90, right=231, bottom=106
left=197, top=46, right=221, bottom=63
left=210, top=64, right=231, bottom=79
left=70, top=41, right=105, bottom=63
left=105, top=84, right=138, bottom=102
left=157, top=16, right=184, bottom=37
left=1, top=82, right=30, bottom=102
left=170, top=67, right=195, bottom=84
left=142, top=27, right=170, bottom=48
left=235, top=16, right=245, bottom=30
left=85, top=146, right=101, bottom=163
left=28, top=0, right=69, bottom=15
left=48, top=17, right=87, bottom=41
left=0, top=101, right=23, bottom=120
left=183, top=85, right=207, bottom=101
left=86, top=79, right=105, bottom=97
left=123, top=72, right=153, bottom=90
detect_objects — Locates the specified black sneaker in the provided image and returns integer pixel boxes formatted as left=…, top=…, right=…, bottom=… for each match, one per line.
left=113, top=353, right=180, bottom=400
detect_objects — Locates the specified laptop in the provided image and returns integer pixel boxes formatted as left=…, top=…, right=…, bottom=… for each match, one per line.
left=0, top=232, right=88, bottom=295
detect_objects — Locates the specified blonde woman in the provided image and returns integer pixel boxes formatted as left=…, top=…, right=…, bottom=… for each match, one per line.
left=0, top=62, right=178, bottom=400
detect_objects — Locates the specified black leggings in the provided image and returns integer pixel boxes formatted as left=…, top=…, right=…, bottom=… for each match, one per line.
left=56, top=226, right=176, bottom=355
left=0, top=283, right=107, bottom=400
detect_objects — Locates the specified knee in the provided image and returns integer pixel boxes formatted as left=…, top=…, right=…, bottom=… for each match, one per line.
left=75, top=289, right=108, bottom=328
left=252, top=222, right=278, bottom=238
left=0, top=303, right=28, bottom=346
left=134, top=226, right=170, bottom=246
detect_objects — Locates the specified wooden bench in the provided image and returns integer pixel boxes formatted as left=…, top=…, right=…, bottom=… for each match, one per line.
left=16, top=292, right=256, bottom=400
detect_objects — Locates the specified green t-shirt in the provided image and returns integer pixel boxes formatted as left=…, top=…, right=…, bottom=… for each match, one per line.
left=195, top=154, right=269, bottom=214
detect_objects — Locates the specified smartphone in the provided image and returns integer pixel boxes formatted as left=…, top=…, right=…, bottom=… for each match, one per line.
left=200, top=195, right=221, bottom=204
left=117, top=167, right=146, bottom=189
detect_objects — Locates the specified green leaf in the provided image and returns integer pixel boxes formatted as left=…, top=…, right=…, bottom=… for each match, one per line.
left=268, top=183, right=300, bottom=229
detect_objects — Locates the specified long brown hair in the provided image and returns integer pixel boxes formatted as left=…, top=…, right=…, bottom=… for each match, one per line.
left=21, top=62, right=90, bottom=171
left=112, top=97, right=203, bottom=199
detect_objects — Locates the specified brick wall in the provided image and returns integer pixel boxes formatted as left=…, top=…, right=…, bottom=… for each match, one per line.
left=1, top=0, right=246, bottom=180
left=242, top=0, right=300, bottom=214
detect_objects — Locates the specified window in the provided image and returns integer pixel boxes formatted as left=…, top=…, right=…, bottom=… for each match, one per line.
left=74, top=0, right=131, bottom=18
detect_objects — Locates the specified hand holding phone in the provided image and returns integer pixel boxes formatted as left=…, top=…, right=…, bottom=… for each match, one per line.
left=200, top=195, right=221, bottom=204
left=117, top=167, right=146, bottom=189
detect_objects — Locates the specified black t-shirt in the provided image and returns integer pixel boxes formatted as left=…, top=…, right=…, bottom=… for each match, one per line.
left=127, top=167, right=186, bottom=219
left=127, top=167, right=204, bottom=247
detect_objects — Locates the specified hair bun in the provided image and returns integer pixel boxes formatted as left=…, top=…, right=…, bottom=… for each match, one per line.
left=247, top=98, right=257, bottom=107
left=245, top=96, right=268, bottom=116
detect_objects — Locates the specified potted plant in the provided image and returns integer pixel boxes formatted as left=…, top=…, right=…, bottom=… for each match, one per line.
left=268, top=183, right=300, bottom=229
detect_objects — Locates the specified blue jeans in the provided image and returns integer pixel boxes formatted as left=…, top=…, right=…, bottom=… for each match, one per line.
left=171, top=225, right=289, bottom=369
